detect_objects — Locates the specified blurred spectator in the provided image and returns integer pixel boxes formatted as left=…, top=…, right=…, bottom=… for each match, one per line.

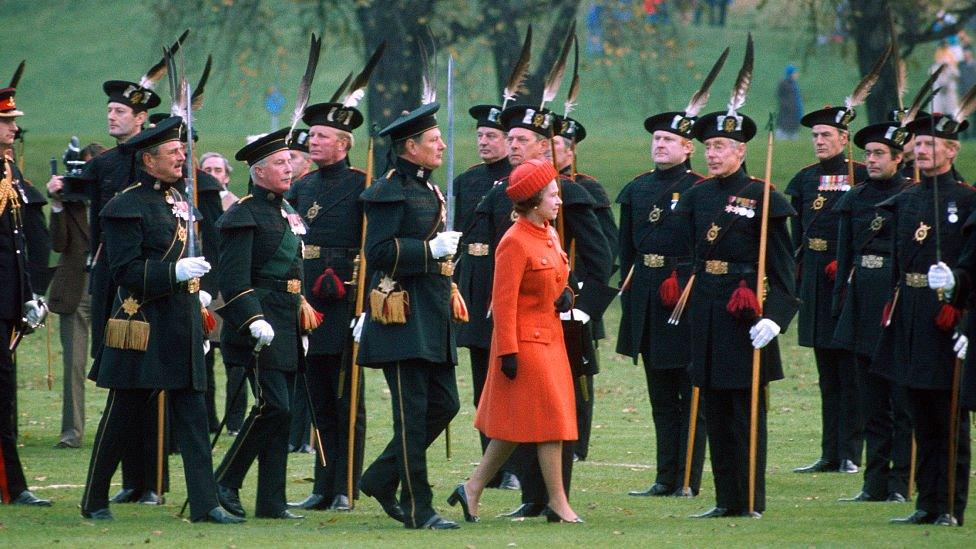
left=776, top=65, right=803, bottom=141
left=694, top=0, right=731, bottom=27
left=933, top=41, right=961, bottom=115
left=960, top=49, right=976, bottom=138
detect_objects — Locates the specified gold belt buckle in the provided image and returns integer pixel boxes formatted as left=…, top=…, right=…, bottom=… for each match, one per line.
left=440, top=261, right=455, bottom=277
left=643, top=254, right=665, bottom=268
left=905, top=273, right=928, bottom=288
left=287, top=279, right=302, bottom=294
left=187, top=277, right=200, bottom=293
left=860, top=255, right=884, bottom=269
left=303, top=244, right=320, bottom=259
left=808, top=237, right=828, bottom=252
left=467, top=243, right=489, bottom=257
left=705, top=260, right=729, bottom=275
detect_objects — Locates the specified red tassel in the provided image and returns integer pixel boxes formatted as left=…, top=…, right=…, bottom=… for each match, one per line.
left=201, top=307, right=217, bottom=335
left=824, top=259, right=838, bottom=281
left=880, top=300, right=893, bottom=327
left=312, top=267, right=347, bottom=300
left=726, top=280, right=760, bottom=321
left=935, top=302, right=961, bottom=332
left=450, top=282, right=469, bottom=322
left=299, top=296, right=324, bottom=332
left=659, top=270, right=682, bottom=308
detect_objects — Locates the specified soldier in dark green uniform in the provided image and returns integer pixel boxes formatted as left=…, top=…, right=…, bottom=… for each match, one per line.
left=356, top=102, right=462, bottom=530
left=552, top=115, right=617, bottom=462
left=83, top=78, right=166, bottom=505
left=676, top=110, right=798, bottom=518
left=886, top=114, right=975, bottom=526
left=212, top=129, right=308, bottom=520
left=789, top=106, right=868, bottom=474
left=475, top=105, right=613, bottom=519
left=453, top=103, right=518, bottom=490
left=79, top=117, right=241, bottom=524
left=618, top=111, right=706, bottom=498
left=0, top=83, right=53, bottom=507
left=286, top=100, right=367, bottom=511
left=834, top=122, right=914, bottom=503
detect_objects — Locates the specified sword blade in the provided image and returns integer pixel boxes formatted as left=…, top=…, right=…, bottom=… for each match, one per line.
left=445, top=54, right=456, bottom=231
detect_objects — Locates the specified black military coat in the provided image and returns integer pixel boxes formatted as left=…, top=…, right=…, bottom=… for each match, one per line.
left=875, top=171, right=976, bottom=389
left=90, top=172, right=206, bottom=391
left=286, top=160, right=365, bottom=356
left=785, top=153, right=867, bottom=348
left=831, top=174, right=912, bottom=358
left=616, top=164, right=701, bottom=366
left=567, top=168, right=618, bottom=340
left=195, top=169, right=222, bottom=298
left=356, top=157, right=457, bottom=367
left=0, top=162, right=50, bottom=321
left=216, top=188, right=305, bottom=371
left=454, top=157, right=511, bottom=349
left=82, top=145, right=136, bottom=357
left=674, top=168, right=798, bottom=390
left=953, top=209, right=976, bottom=410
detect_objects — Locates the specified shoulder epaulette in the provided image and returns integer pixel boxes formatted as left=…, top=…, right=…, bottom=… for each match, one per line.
left=119, top=182, right=142, bottom=194
left=798, top=161, right=819, bottom=171
left=635, top=169, right=655, bottom=179
left=349, top=166, right=366, bottom=175
left=237, top=194, right=253, bottom=203
left=384, top=169, right=396, bottom=179
left=464, top=162, right=481, bottom=172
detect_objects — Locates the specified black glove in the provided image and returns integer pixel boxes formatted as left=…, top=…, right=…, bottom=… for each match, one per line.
left=500, top=353, right=518, bottom=380
left=554, top=287, right=574, bottom=313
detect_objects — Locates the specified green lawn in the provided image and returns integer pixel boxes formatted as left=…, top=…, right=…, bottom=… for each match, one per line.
left=4, top=1, right=976, bottom=546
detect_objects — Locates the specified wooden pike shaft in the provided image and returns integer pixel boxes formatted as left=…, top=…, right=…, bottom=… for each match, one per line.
left=748, top=124, right=775, bottom=516
left=681, top=386, right=701, bottom=496
left=156, top=390, right=166, bottom=498
left=947, top=357, right=962, bottom=521
left=347, top=135, right=374, bottom=506
left=908, top=435, right=916, bottom=500
left=45, top=321, right=53, bottom=390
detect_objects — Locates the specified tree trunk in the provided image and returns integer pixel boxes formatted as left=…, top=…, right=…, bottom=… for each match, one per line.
left=523, top=1, right=582, bottom=106
left=849, top=0, right=896, bottom=124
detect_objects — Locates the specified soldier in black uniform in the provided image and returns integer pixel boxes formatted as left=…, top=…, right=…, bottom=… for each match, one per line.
left=788, top=106, right=868, bottom=475
left=676, top=110, right=798, bottom=518
left=78, top=117, right=241, bottom=523
left=886, top=114, right=975, bottom=526
left=356, top=102, right=462, bottom=530
left=212, top=129, right=308, bottom=520
left=834, top=122, right=914, bottom=503
left=552, top=115, right=617, bottom=462
left=618, top=111, right=706, bottom=498
left=286, top=100, right=368, bottom=511
left=474, top=105, right=613, bottom=519
left=453, top=103, right=518, bottom=490
left=0, top=83, right=53, bottom=507
left=83, top=78, right=166, bottom=505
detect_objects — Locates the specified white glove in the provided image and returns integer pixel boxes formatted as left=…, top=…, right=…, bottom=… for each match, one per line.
left=249, top=319, right=275, bottom=350
left=428, top=231, right=462, bottom=259
left=302, top=335, right=309, bottom=356
left=203, top=339, right=211, bottom=355
left=749, top=318, right=781, bottom=349
left=954, top=332, right=968, bottom=360
left=23, top=299, right=48, bottom=327
left=199, top=290, right=212, bottom=308
left=351, top=313, right=366, bottom=343
left=928, top=261, right=956, bottom=293
left=175, top=257, right=211, bottom=282
left=559, top=308, right=591, bottom=324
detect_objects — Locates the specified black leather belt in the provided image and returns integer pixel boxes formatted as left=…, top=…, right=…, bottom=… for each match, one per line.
left=253, top=277, right=302, bottom=294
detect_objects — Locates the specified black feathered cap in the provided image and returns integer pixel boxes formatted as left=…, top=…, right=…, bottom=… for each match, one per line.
left=644, top=111, right=696, bottom=139
left=554, top=115, right=586, bottom=143
left=500, top=105, right=556, bottom=137
left=379, top=102, right=439, bottom=142
left=303, top=102, right=364, bottom=132
left=469, top=104, right=505, bottom=131
left=103, top=80, right=161, bottom=112
left=801, top=105, right=855, bottom=130
left=693, top=111, right=757, bottom=143
left=235, top=128, right=290, bottom=165
left=906, top=114, right=969, bottom=140
left=853, top=122, right=912, bottom=151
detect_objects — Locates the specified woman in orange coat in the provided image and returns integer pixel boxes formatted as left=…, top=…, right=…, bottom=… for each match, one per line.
left=447, top=158, right=581, bottom=523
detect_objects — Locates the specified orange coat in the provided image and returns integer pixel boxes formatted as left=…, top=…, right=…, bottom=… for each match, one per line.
left=474, top=217, right=577, bottom=442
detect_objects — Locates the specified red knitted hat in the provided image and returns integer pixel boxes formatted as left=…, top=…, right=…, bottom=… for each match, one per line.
left=506, top=158, right=558, bottom=202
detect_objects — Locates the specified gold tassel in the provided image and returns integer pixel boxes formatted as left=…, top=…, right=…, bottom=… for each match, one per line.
left=299, top=296, right=323, bottom=332
left=383, top=291, right=409, bottom=325
left=126, top=320, right=151, bottom=351
left=369, top=288, right=388, bottom=323
left=105, top=318, right=129, bottom=349
left=667, top=273, right=696, bottom=325
left=450, top=282, right=469, bottom=323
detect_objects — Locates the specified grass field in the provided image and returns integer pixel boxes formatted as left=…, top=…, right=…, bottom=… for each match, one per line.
left=3, top=1, right=976, bottom=547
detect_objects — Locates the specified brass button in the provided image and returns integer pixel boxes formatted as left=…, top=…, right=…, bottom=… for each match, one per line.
left=541, top=258, right=548, bottom=265
left=547, top=239, right=553, bottom=247
left=534, top=331, right=540, bottom=338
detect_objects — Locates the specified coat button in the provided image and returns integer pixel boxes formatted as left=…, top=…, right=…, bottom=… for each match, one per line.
left=534, top=331, right=540, bottom=338
left=541, top=258, right=548, bottom=265
left=547, top=239, right=553, bottom=247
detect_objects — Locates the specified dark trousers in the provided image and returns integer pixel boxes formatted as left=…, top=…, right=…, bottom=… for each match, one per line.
left=574, top=374, right=595, bottom=460
left=908, top=388, right=971, bottom=523
left=119, top=391, right=168, bottom=494
left=306, top=352, right=366, bottom=499
left=0, top=320, right=27, bottom=502
left=644, top=365, right=706, bottom=493
left=224, top=365, right=249, bottom=432
left=214, top=366, right=294, bottom=517
left=204, top=347, right=219, bottom=431
left=469, top=347, right=491, bottom=452
left=814, top=347, right=862, bottom=464
left=848, top=353, right=911, bottom=498
left=702, top=387, right=767, bottom=513
left=360, top=360, right=459, bottom=528
left=288, top=371, right=311, bottom=451
left=81, top=388, right=217, bottom=520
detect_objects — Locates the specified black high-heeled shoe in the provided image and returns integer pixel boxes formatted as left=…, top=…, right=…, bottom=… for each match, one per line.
left=543, top=506, right=583, bottom=523
left=446, top=483, right=479, bottom=523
